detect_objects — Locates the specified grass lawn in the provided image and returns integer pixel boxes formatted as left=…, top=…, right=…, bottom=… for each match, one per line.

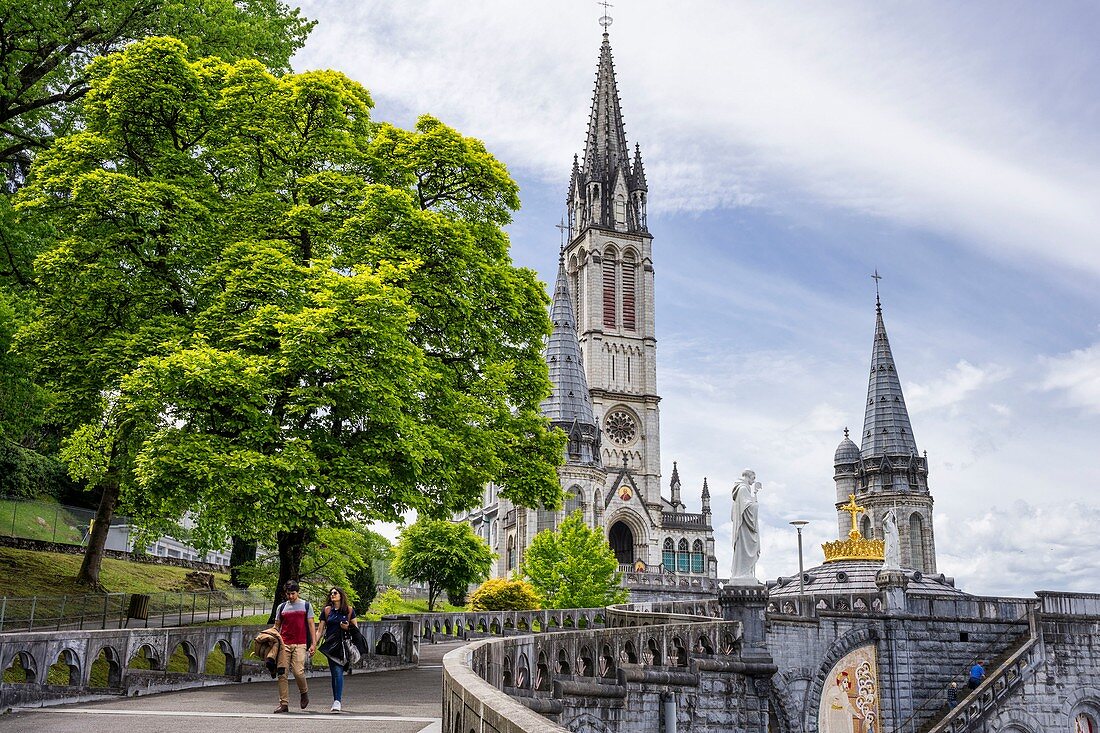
left=0, top=497, right=87, bottom=544
left=0, top=546, right=234, bottom=598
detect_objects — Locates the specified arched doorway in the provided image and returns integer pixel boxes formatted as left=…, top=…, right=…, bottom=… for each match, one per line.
left=609, top=522, right=634, bottom=565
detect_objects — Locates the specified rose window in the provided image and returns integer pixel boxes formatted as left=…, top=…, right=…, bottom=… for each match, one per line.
left=604, top=410, right=637, bottom=446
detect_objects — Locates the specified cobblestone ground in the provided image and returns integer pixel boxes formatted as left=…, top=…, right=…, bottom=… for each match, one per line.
left=2, top=640, right=467, bottom=733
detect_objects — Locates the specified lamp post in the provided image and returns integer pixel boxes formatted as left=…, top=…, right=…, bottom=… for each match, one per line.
left=789, top=520, right=809, bottom=605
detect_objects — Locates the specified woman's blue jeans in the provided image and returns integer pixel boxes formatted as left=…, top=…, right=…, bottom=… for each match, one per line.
left=328, top=658, right=345, bottom=701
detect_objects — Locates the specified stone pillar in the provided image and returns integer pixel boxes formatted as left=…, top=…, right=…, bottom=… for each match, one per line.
left=875, top=569, right=909, bottom=614
left=719, top=585, right=771, bottom=660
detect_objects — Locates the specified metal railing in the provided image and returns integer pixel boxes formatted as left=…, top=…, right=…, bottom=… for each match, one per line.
left=0, top=495, right=101, bottom=544
left=0, top=588, right=271, bottom=633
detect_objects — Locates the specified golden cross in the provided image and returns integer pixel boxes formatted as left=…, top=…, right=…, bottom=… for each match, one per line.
left=840, top=494, right=866, bottom=539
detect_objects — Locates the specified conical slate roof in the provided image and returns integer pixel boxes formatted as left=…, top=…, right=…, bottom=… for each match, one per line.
left=541, top=252, right=595, bottom=426
left=860, top=299, right=918, bottom=458
left=582, top=33, right=631, bottom=178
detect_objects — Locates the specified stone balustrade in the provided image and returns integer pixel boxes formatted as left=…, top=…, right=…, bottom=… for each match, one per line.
left=0, top=619, right=418, bottom=710
left=392, top=608, right=607, bottom=643
left=442, top=618, right=752, bottom=733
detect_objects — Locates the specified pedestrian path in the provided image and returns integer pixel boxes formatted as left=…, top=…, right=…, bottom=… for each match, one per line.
left=2, top=640, right=467, bottom=733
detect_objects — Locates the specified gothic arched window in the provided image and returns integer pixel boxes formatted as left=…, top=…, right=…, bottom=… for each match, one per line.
left=909, top=513, right=924, bottom=570
left=677, top=538, right=690, bottom=573
left=602, top=247, right=617, bottom=328
left=614, top=194, right=626, bottom=230
left=537, top=507, right=557, bottom=534
left=622, top=250, right=637, bottom=331
left=663, top=538, right=675, bottom=570
left=691, top=540, right=704, bottom=573
left=564, top=487, right=584, bottom=518
left=861, top=515, right=872, bottom=539
left=507, top=535, right=516, bottom=570
left=568, top=254, right=580, bottom=319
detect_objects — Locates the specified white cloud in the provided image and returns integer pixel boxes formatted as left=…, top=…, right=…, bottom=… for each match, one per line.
left=1040, top=343, right=1100, bottom=414
left=906, top=360, right=1010, bottom=414
left=288, top=2, right=1100, bottom=597
left=295, top=1, right=1100, bottom=277
left=939, top=501, right=1100, bottom=596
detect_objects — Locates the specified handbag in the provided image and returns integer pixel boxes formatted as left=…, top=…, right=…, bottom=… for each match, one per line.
left=342, top=633, right=361, bottom=667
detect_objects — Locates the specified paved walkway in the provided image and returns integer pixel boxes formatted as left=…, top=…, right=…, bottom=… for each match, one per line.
left=2, top=640, right=468, bottom=733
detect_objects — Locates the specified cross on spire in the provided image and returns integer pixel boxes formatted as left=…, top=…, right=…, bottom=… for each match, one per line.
left=598, top=0, right=613, bottom=32
left=555, top=217, right=569, bottom=248
left=872, top=269, right=882, bottom=309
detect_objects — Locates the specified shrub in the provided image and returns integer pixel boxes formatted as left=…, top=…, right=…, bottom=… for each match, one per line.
left=370, top=588, right=404, bottom=616
left=468, top=578, right=542, bottom=611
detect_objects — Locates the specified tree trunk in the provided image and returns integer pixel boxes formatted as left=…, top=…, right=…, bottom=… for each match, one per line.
left=427, top=580, right=438, bottom=612
left=269, top=526, right=311, bottom=622
left=77, top=477, right=119, bottom=589
left=229, top=536, right=257, bottom=588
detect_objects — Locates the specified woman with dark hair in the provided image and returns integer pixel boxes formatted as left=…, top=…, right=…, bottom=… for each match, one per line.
left=316, top=586, right=358, bottom=713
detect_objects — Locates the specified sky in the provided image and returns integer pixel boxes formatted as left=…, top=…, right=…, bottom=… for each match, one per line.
left=291, top=0, right=1100, bottom=598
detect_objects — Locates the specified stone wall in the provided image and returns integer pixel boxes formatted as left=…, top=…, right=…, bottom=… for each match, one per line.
left=952, top=592, right=1100, bottom=733
left=0, top=619, right=419, bottom=710
left=767, top=595, right=1032, bottom=733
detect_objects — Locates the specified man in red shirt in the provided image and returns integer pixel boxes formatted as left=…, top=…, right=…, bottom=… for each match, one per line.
left=273, top=580, right=316, bottom=713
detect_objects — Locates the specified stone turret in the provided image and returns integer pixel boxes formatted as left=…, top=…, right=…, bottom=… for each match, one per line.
left=834, top=292, right=936, bottom=572
left=669, top=461, right=683, bottom=510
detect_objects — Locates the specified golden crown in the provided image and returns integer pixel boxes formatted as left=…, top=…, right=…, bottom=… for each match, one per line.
left=822, top=494, right=885, bottom=563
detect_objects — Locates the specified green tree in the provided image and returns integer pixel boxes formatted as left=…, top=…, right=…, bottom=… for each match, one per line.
left=0, top=0, right=313, bottom=193
left=0, top=0, right=313, bottom=579
left=15, top=38, right=564, bottom=590
left=390, top=519, right=494, bottom=612
left=521, top=511, right=627, bottom=609
left=468, top=577, right=542, bottom=611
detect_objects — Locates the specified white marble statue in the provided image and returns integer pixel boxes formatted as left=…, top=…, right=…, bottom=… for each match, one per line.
left=882, top=509, right=901, bottom=570
left=730, top=469, right=763, bottom=583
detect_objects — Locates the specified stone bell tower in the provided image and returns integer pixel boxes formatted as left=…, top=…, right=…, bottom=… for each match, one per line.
left=563, top=27, right=661, bottom=507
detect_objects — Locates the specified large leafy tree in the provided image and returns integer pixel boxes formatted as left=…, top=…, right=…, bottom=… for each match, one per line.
left=15, top=38, right=564, bottom=590
left=390, top=519, right=494, bottom=612
left=521, top=511, right=627, bottom=609
left=0, top=0, right=313, bottom=193
left=0, top=0, right=312, bottom=546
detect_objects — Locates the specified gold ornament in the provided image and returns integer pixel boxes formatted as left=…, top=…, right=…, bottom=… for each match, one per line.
left=822, top=494, right=885, bottom=562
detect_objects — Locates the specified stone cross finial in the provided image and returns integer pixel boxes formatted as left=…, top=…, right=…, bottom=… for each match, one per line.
left=840, top=494, right=867, bottom=539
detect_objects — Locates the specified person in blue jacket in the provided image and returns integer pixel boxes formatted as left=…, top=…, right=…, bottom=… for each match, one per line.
left=967, top=660, right=986, bottom=689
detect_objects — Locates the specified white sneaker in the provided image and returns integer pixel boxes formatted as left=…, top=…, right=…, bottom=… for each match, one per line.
left=331, top=701, right=341, bottom=713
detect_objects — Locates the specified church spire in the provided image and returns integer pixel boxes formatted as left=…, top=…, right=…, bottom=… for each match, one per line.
left=582, top=31, right=630, bottom=180
left=569, top=28, right=647, bottom=236
left=541, top=249, right=600, bottom=465
left=860, top=296, right=918, bottom=459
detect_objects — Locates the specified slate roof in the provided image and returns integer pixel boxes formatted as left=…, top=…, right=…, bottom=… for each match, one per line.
left=768, top=559, right=966, bottom=598
left=860, top=299, right=919, bottom=459
left=540, top=252, right=596, bottom=426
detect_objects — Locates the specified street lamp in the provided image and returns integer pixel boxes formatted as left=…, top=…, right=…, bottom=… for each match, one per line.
left=789, top=520, right=809, bottom=605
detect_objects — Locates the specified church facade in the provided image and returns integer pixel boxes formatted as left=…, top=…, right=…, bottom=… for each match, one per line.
left=462, top=30, right=717, bottom=587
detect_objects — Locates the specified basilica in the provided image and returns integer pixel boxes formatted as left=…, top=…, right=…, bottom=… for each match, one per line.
left=463, top=30, right=718, bottom=586
left=457, top=22, right=1100, bottom=733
